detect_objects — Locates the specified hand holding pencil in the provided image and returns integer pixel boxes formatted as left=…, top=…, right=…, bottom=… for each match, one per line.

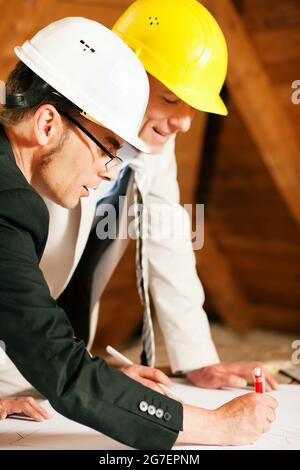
left=106, top=345, right=183, bottom=403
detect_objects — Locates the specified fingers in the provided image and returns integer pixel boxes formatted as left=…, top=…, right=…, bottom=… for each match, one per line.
left=4, top=397, right=50, bottom=422
left=256, top=393, right=278, bottom=410
left=263, top=404, right=276, bottom=433
left=265, top=374, right=279, bottom=391
left=225, top=374, right=248, bottom=389
left=187, top=365, right=251, bottom=390
left=202, top=372, right=247, bottom=389
left=120, top=364, right=173, bottom=388
left=139, top=379, right=164, bottom=395
left=21, top=403, right=46, bottom=422
left=248, top=392, right=278, bottom=411
left=16, top=405, right=45, bottom=422
left=266, top=407, right=276, bottom=424
left=138, top=366, right=173, bottom=389
left=23, top=397, right=50, bottom=420
left=0, top=407, right=7, bottom=420
left=119, top=364, right=173, bottom=395
left=222, top=363, right=278, bottom=392
left=266, top=395, right=278, bottom=410
left=263, top=421, right=271, bottom=433
left=187, top=369, right=224, bottom=389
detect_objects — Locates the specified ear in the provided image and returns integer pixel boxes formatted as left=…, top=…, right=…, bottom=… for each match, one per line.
left=33, top=104, right=62, bottom=146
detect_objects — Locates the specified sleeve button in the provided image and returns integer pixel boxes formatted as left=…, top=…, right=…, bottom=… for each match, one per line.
left=155, top=408, right=164, bottom=419
left=147, top=405, right=156, bottom=416
left=139, top=401, right=148, bottom=412
left=163, top=411, right=172, bottom=422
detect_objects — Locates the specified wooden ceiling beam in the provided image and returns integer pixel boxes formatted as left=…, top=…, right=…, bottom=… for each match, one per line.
left=204, top=0, right=300, bottom=229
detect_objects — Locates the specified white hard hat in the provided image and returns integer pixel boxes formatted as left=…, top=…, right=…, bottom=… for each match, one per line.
left=14, top=17, right=150, bottom=153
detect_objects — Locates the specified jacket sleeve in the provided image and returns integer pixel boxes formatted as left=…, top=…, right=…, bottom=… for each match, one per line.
left=139, top=138, right=220, bottom=373
left=0, top=189, right=182, bottom=450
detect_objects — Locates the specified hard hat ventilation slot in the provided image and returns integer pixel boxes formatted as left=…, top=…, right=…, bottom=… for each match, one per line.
left=148, top=16, right=159, bottom=26
left=80, top=39, right=95, bottom=53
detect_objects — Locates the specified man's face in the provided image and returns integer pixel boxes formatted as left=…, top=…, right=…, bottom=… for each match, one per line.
left=139, top=75, right=197, bottom=153
left=33, top=113, right=123, bottom=209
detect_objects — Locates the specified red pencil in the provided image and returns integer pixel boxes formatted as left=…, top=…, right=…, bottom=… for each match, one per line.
left=253, top=367, right=265, bottom=393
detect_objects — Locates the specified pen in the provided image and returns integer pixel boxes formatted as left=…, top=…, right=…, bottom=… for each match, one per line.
left=253, top=367, right=265, bottom=393
left=106, top=345, right=183, bottom=404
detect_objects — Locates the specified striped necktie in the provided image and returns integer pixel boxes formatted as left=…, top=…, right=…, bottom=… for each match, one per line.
left=133, top=178, right=156, bottom=367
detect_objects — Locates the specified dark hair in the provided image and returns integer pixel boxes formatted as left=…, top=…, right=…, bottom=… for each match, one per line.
left=0, top=61, right=79, bottom=127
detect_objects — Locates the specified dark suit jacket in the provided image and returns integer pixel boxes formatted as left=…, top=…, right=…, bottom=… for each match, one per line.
left=0, top=126, right=182, bottom=449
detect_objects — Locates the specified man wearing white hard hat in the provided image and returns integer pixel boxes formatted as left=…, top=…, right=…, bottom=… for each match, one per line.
left=0, top=17, right=188, bottom=449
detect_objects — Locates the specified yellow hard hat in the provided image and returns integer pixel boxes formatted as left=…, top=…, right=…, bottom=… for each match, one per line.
left=113, top=0, right=228, bottom=115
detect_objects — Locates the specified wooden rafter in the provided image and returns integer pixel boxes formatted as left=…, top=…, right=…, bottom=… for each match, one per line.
left=204, top=0, right=300, bottom=229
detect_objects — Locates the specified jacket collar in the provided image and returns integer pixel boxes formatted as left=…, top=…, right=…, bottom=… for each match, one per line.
left=0, top=125, right=18, bottom=166
left=0, top=125, right=33, bottom=190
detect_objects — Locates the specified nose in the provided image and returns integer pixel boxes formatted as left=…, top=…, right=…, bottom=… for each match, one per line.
left=169, top=105, right=195, bottom=134
left=97, top=163, right=120, bottom=182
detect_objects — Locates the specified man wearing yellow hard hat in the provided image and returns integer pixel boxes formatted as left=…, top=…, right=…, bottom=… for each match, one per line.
left=112, top=0, right=277, bottom=389
left=1, top=3, right=277, bottom=447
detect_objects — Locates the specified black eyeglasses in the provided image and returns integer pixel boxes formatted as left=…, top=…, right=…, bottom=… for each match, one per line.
left=58, top=110, right=123, bottom=171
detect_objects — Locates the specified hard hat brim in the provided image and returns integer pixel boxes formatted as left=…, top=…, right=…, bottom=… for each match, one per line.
left=125, top=135, right=150, bottom=153
left=188, top=93, right=228, bottom=116
left=168, top=83, right=228, bottom=116
left=80, top=111, right=150, bottom=153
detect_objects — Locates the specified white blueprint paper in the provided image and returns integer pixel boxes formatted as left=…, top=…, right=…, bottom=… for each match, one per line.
left=0, top=383, right=299, bottom=450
